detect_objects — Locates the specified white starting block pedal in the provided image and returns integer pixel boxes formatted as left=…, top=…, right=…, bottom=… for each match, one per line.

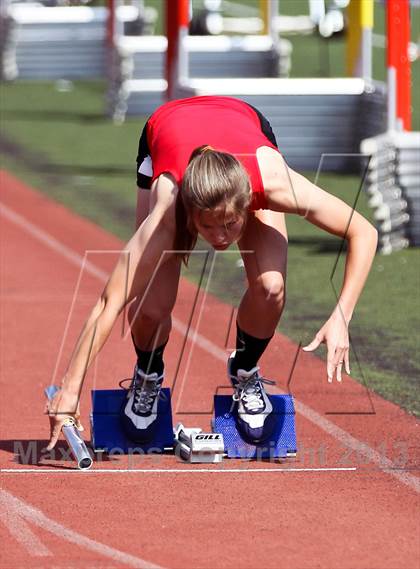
left=173, top=423, right=224, bottom=463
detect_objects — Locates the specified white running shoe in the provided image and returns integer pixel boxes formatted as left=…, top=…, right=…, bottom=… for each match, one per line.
left=227, top=352, right=276, bottom=444
left=120, top=365, right=164, bottom=443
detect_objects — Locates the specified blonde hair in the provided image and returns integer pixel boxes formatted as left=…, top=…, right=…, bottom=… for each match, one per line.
left=175, top=145, right=251, bottom=262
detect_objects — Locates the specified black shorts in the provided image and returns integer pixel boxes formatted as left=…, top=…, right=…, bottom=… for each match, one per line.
left=135, top=103, right=278, bottom=189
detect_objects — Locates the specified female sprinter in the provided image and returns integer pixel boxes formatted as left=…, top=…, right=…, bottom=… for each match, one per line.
left=46, top=95, right=378, bottom=449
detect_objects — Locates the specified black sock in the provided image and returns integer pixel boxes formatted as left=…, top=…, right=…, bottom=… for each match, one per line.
left=231, top=323, right=273, bottom=376
left=132, top=334, right=167, bottom=376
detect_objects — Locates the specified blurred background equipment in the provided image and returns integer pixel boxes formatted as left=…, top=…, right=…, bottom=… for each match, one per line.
left=0, top=0, right=18, bottom=81
left=1, top=1, right=157, bottom=80
left=109, top=0, right=292, bottom=122
left=361, top=0, right=419, bottom=254
left=361, top=131, right=419, bottom=254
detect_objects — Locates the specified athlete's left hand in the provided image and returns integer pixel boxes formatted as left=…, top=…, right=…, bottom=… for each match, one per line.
left=302, top=307, right=351, bottom=382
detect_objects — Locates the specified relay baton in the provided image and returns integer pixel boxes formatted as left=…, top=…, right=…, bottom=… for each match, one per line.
left=45, top=385, right=93, bottom=470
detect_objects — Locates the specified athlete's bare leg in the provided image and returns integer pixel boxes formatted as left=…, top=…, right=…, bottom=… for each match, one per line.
left=237, top=210, right=288, bottom=338
left=128, top=188, right=181, bottom=351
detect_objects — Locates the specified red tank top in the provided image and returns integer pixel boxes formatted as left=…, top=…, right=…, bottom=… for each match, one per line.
left=146, top=96, right=279, bottom=210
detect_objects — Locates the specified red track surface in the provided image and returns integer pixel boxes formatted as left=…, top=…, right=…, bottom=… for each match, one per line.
left=0, top=170, right=419, bottom=569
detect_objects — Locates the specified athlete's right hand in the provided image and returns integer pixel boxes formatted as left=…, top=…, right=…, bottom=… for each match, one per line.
left=46, top=387, right=84, bottom=451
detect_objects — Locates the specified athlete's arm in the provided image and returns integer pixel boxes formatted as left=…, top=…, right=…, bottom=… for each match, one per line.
left=46, top=174, right=178, bottom=449
left=262, top=148, right=378, bottom=382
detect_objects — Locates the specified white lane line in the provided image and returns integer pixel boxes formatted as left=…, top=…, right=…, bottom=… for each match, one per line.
left=0, top=204, right=107, bottom=281
left=0, top=489, right=164, bottom=569
left=292, top=400, right=420, bottom=493
left=0, top=507, right=52, bottom=557
left=1, top=201, right=419, bottom=495
left=0, top=467, right=357, bottom=473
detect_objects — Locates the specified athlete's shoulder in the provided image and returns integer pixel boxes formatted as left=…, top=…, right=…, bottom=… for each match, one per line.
left=257, top=146, right=287, bottom=192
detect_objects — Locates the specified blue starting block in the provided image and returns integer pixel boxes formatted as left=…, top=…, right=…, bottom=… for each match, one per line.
left=90, top=389, right=174, bottom=453
left=213, top=394, right=297, bottom=459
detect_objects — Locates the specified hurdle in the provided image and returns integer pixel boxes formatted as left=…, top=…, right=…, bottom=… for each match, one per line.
left=4, top=3, right=148, bottom=80
left=107, top=0, right=292, bottom=122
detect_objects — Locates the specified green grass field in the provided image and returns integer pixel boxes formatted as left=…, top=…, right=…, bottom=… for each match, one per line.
left=1, top=1, right=419, bottom=416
